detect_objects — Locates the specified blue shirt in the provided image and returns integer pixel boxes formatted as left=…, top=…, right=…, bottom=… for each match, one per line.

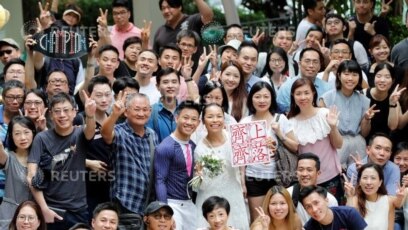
left=304, top=206, right=367, bottom=230
left=276, top=76, right=331, bottom=113
left=246, top=75, right=262, bottom=93
left=347, top=157, right=400, bottom=195
left=154, top=136, right=195, bottom=202
left=112, top=121, right=159, bottom=214
left=147, top=102, right=177, bottom=143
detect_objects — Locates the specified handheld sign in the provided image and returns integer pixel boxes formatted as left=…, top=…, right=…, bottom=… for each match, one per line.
left=229, top=120, right=270, bottom=167
left=32, top=26, right=87, bottom=59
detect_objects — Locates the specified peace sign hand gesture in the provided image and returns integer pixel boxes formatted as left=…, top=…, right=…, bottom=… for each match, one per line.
left=141, top=20, right=152, bottom=48
left=83, top=90, right=96, bottom=119
left=389, top=84, right=406, bottom=106
left=181, top=56, right=193, bottom=79
left=364, top=104, right=380, bottom=120
left=38, top=1, right=53, bottom=29
left=35, top=107, right=48, bottom=131
left=96, top=8, right=108, bottom=27
left=255, top=206, right=270, bottom=228
left=396, top=182, right=406, bottom=201
left=343, top=173, right=355, bottom=197
left=112, top=90, right=127, bottom=117
left=381, top=0, right=393, bottom=16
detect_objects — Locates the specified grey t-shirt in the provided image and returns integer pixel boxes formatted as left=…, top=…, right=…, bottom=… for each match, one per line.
left=0, top=151, right=30, bottom=228
left=28, top=127, right=88, bottom=211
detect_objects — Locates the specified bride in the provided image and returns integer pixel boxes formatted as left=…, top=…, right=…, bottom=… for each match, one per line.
left=194, top=103, right=249, bottom=230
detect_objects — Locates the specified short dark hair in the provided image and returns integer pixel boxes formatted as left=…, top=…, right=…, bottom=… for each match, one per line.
left=224, top=24, right=243, bottom=39
left=175, top=100, right=201, bottom=116
left=156, top=67, right=180, bottom=85
left=303, top=0, right=324, bottom=16
left=368, top=132, right=392, bottom=147
left=393, top=142, right=408, bottom=161
left=202, top=196, right=231, bottom=220
left=299, top=47, right=324, bottom=71
left=335, top=60, right=363, bottom=91
left=238, top=40, right=258, bottom=56
left=159, top=43, right=182, bottom=59
left=325, top=13, right=346, bottom=27
left=138, top=49, right=159, bottom=62
left=3, top=58, right=25, bottom=75
left=159, top=0, right=183, bottom=10
left=7, top=116, right=36, bottom=152
left=123, top=36, right=142, bottom=52
left=25, top=89, right=48, bottom=107
left=247, top=81, right=277, bottom=115
left=2, top=79, right=25, bottom=99
left=49, top=92, right=76, bottom=109
left=298, top=152, right=321, bottom=171
left=98, top=45, right=119, bottom=57
left=299, top=185, right=328, bottom=205
left=176, top=30, right=201, bottom=47
left=93, top=202, right=119, bottom=218
left=112, top=77, right=140, bottom=95
left=305, top=25, right=324, bottom=40
left=112, top=0, right=130, bottom=10
left=88, top=75, right=111, bottom=94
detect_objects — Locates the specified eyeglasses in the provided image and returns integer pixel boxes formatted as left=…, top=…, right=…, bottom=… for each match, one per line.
left=48, top=79, right=68, bottom=85
left=17, top=215, right=37, bottom=223
left=302, top=59, right=320, bottom=66
left=270, top=58, right=283, bottom=65
left=112, top=10, right=128, bottom=17
left=326, top=19, right=342, bottom=26
left=0, top=49, right=12, bottom=57
left=226, top=33, right=244, bottom=40
left=7, top=70, right=25, bottom=75
left=24, top=100, right=44, bottom=106
left=4, top=95, right=24, bottom=103
left=52, top=107, right=74, bottom=115
left=332, top=49, right=350, bottom=55
left=178, top=42, right=195, bottom=49
left=152, top=213, right=172, bottom=221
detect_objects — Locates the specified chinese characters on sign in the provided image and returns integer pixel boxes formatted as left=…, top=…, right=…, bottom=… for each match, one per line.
left=229, top=120, right=270, bottom=167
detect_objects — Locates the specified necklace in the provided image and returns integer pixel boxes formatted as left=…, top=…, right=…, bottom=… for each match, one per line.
left=204, top=133, right=226, bottom=154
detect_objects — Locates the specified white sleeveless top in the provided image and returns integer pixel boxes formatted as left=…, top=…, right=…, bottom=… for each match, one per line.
left=364, top=195, right=389, bottom=230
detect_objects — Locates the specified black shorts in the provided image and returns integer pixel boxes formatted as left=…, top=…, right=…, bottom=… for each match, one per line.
left=245, top=177, right=277, bottom=197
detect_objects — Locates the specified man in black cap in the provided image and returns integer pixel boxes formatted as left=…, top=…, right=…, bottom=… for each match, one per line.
left=143, top=201, right=174, bottom=230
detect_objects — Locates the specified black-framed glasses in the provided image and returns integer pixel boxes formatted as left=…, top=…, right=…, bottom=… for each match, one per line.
left=4, top=95, right=24, bottom=103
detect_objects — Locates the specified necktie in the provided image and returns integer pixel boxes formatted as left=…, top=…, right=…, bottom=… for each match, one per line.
left=186, top=144, right=192, bottom=176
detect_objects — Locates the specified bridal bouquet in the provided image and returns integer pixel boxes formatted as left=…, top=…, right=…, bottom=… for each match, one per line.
left=188, top=154, right=224, bottom=190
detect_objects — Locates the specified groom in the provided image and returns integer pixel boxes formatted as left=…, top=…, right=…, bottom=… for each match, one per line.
left=154, top=101, right=201, bottom=230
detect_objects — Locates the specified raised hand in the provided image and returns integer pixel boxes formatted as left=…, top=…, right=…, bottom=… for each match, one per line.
left=181, top=56, right=193, bottom=79
left=255, top=206, right=271, bottom=228
left=141, top=20, right=152, bottom=48
left=389, top=84, right=406, bottom=106
left=343, top=173, right=355, bottom=197
left=350, top=152, right=363, bottom=171
left=380, top=0, right=393, bottom=16
left=112, top=90, right=127, bottom=116
left=364, top=104, right=380, bottom=120
left=288, top=40, right=305, bottom=56
left=25, top=35, right=37, bottom=52
left=88, top=36, right=98, bottom=57
left=326, top=105, right=340, bottom=128
left=316, top=38, right=330, bottom=58
left=96, top=8, right=108, bottom=27
left=325, top=59, right=340, bottom=72
left=396, top=182, right=406, bottom=200
left=36, top=107, right=48, bottom=131
left=251, top=28, right=265, bottom=46
left=364, top=21, right=377, bottom=36
left=82, top=90, right=96, bottom=118
left=348, top=20, right=357, bottom=35
left=38, top=1, right=52, bottom=29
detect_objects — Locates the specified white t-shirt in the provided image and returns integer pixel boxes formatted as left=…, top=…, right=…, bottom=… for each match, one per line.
left=139, top=77, right=161, bottom=105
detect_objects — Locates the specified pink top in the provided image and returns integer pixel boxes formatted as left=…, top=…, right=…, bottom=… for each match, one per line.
left=177, top=77, right=188, bottom=101
left=110, top=23, right=141, bottom=59
left=290, top=108, right=342, bottom=184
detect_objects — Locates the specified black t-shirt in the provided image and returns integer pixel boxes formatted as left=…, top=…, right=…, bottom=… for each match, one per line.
left=350, top=15, right=389, bottom=53
left=304, top=206, right=367, bottom=230
left=365, top=88, right=390, bottom=141
left=114, top=61, right=136, bottom=78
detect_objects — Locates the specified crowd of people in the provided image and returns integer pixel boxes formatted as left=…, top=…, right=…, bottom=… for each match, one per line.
left=1, top=0, right=408, bottom=229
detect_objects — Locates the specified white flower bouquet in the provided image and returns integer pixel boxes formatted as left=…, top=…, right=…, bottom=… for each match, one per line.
left=188, top=154, right=224, bottom=190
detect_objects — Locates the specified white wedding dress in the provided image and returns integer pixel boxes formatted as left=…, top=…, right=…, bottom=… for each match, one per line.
left=194, top=133, right=249, bottom=230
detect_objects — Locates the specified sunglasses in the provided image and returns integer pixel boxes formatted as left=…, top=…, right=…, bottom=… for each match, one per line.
left=0, top=49, right=12, bottom=57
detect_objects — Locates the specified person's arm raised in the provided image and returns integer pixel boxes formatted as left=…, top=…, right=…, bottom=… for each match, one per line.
left=101, top=91, right=127, bottom=144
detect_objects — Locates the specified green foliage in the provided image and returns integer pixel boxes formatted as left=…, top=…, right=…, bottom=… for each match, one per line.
left=389, top=15, right=408, bottom=46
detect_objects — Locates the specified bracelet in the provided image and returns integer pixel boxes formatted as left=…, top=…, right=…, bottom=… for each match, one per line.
left=185, top=78, right=193, bottom=82
left=389, top=104, right=397, bottom=108
left=85, top=115, right=95, bottom=120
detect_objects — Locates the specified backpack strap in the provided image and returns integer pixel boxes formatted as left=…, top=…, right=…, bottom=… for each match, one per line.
left=292, top=183, right=301, bottom=208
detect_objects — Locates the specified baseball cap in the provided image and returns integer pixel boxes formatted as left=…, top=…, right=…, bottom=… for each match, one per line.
left=144, top=201, right=174, bottom=216
left=63, top=5, right=82, bottom=22
left=218, top=39, right=241, bottom=55
left=0, top=38, right=20, bottom=50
